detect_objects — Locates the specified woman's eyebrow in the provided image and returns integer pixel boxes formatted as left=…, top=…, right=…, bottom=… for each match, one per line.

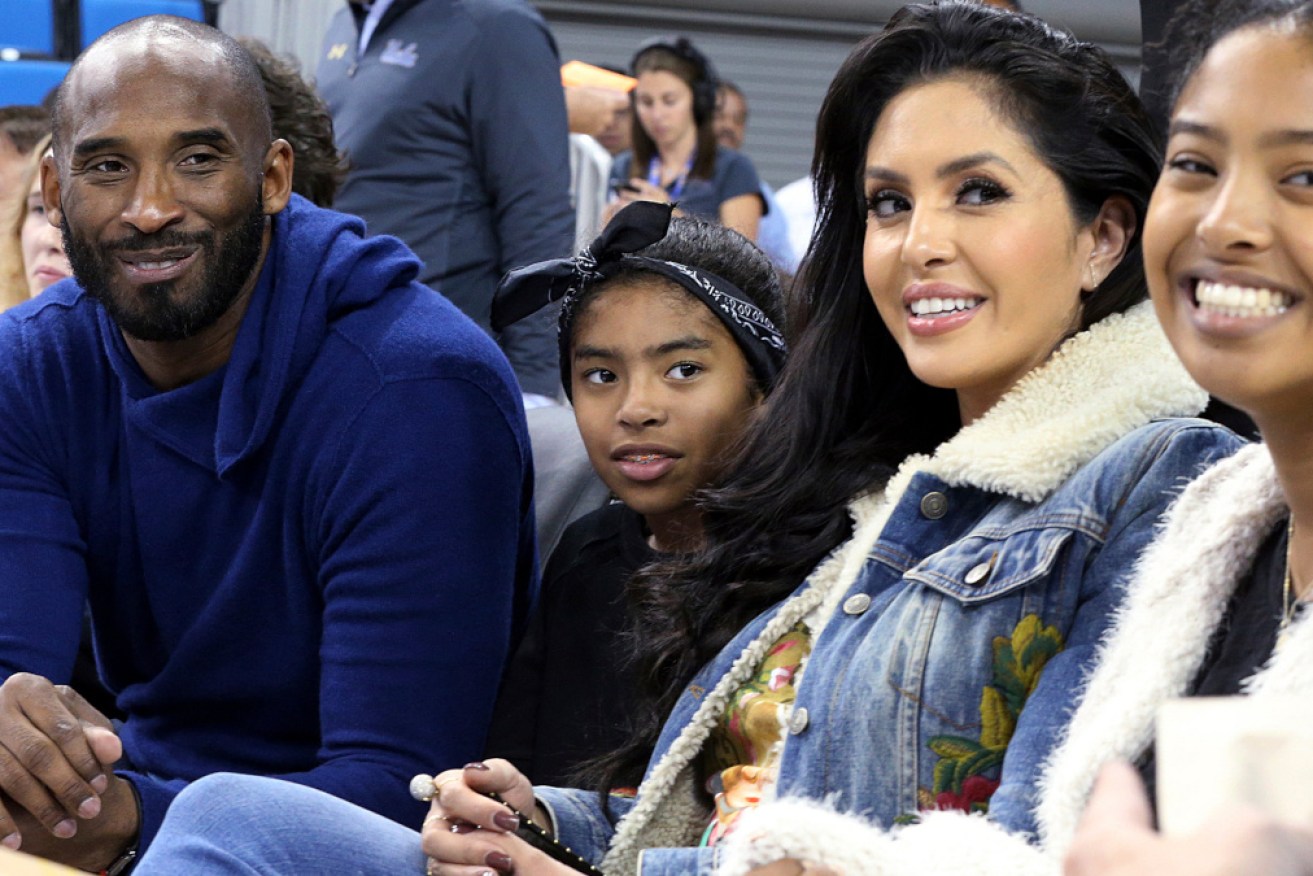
left=864, top=151, right=1015, bottom=184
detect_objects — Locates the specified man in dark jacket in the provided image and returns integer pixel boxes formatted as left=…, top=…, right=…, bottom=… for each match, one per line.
left=318, top=0, right=575, bottom=402
left=0, top=16, right=535, bottom=872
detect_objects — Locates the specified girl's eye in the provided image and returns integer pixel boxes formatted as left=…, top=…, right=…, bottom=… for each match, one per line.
left=582, top=368, right=616, bottom=385
left=866, top=189, right=909, bottom=219
left=1283, top=170, right=1313, bottom=187
left=956, top=177, right=1009, bottom=206
left=666, top=362, right=702, bottom=380
left=26, top=202, right=45, bottom=218
left=1167, top=156, right=1216, bottom=176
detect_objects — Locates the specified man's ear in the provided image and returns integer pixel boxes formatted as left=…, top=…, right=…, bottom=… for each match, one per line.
left=261, top=138, right=295, bottom=215
left=39, top=153, right=63, bottom=228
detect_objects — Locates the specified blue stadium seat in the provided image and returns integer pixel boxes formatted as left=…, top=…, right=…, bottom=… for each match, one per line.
left=81, top=0, right=204, bottom=47
left=4, top=1, right=57, bottom=56
left=0, top=59, right=69, bottom=106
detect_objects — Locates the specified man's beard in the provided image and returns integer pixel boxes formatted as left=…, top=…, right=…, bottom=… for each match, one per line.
left=62, top=191, right=267, bottom=343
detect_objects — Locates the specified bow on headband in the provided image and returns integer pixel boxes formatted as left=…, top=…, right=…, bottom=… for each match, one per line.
left=492, top=201, right=787, bottom=400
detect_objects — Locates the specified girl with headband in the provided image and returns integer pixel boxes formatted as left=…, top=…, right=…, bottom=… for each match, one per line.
left=132, top=6, right=1239, bottom=875
left=485, top=200, right=787, bottom=788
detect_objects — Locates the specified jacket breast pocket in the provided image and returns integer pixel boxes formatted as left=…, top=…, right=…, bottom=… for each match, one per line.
left=902, top=527, right=1075, bottom=605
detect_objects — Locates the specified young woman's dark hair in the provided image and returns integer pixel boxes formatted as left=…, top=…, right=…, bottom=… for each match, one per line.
left=1160, top=0, right=1313, bottom=112
left=628, top=42, right=720, bottom=181
left=590, top=0, right=1162, bottom=793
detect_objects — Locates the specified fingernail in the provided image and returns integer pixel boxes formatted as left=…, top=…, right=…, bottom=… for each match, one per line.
left=53, top=819, right=76, bottom=839
left=485, top=851, right=514, bottom=873
left=90, top=774, right=108, bottom=794
left=1, top=833, right=19, bottom=850
left=492, top=811, right=519, bottom=832
left=77, top=796, right=100, bottom=819
left=463, top=762, right=490, bottom=771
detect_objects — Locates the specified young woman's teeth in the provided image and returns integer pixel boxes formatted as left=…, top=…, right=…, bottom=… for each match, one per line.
left=625, top=454, right=665, bottom=465
left=909, top=296, right=982, bottom=317
left=1195, top=280, right=1291, bottom=318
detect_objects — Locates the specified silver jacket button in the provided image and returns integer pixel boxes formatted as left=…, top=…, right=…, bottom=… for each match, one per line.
left=920, top=491, right=948, bottom=519
left=789, top=707, right=810, bottom=735
left=843, top=593, right=872, bottom=615
left=965, top=555, right=997, bottom=586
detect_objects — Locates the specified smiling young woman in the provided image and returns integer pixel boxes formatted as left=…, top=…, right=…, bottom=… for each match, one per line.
left=1057, top=3, right=1313, bottom=873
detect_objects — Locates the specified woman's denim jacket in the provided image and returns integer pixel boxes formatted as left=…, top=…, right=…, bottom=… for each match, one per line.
left=535, top=304, right=1244, bottom=875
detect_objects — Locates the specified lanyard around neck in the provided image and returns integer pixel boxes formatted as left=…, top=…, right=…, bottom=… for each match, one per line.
left=647, top=153, right=694, bottom=200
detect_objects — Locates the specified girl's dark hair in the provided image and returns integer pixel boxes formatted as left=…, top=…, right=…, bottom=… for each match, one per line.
left=1161, top=0, right=1313, bottom=112
left=629, top=46, right=719, bottom=180
left=587, top=1, right=1162, bottom=794
left=570, top=214, right=786, bottom=379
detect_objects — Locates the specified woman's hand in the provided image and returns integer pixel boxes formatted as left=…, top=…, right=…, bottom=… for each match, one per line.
left=420, top=759, right=571, bottom=875
left=602, top=179, right=683, bottom=228
left=1064, top=761, right=1313, bottom=876
left=615, top=178, right=670, bottom=206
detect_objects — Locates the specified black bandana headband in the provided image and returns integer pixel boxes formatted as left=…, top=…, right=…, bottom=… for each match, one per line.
left=492, top=201, right=788, bottom=400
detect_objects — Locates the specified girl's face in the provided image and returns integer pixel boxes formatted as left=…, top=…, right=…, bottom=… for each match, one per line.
left=634, top=70, right=697, bottom=154
left=1145, top=26, right=1313, bottom=423
left=21, top=169, right=71, bottom=296
left=570, top=279, right=758, bottom=528
left=862, top=77, right=1126, bottom=424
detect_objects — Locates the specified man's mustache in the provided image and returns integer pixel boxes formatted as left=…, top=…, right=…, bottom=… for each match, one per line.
left=101, top=230, right=213, bottom=254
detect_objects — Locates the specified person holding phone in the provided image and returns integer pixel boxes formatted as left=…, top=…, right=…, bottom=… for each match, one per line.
left=606, top=37, right=766, bottom=242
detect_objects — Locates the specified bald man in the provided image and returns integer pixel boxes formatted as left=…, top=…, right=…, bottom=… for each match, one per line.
left=0, top=16, right=536, bottom=872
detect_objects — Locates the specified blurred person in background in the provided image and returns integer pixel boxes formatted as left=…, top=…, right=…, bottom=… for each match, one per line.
left=715, top=80, right=797, bottom=275
left=0, top=106, right=49, bottom=206
left=594, top=64, right=634, bottom=157
left=318, top=0, right=575, bottom=405
left=609, top=37, right=766, bottom=242
left=1, top=135, right=69, bottom=305
left=239, top=38, right=348, bottom=208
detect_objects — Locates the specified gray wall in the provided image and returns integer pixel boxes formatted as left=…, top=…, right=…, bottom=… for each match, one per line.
left=217, top=0, right=1143, bottom=188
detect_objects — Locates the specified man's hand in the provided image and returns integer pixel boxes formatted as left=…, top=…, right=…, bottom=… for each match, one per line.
left=0, top=675, right=137, bottom=870
left=1064, top=760, right=1313, bottom=876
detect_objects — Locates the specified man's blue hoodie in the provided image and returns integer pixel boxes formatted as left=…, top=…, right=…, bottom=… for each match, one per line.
left=0, top=195, right=537, bottom=852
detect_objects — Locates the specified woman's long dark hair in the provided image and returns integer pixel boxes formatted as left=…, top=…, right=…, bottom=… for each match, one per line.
left=586, top=1, right=1162, bottom=795
left=629, top=45, right=719, bottom=181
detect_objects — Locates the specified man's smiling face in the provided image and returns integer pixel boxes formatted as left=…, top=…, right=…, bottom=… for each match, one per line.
left=46, top=33, right=274, bottom=342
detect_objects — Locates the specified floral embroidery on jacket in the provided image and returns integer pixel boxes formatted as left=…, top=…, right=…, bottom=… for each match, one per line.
left=916, top=614, right=1066, bottom=815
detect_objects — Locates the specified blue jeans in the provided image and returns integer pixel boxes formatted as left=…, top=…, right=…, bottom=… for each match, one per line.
left=135, top=773, right=427, bottom=875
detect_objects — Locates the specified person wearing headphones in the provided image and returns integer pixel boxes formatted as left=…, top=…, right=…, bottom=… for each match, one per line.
left=607, top=37, right=766, bottom=242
